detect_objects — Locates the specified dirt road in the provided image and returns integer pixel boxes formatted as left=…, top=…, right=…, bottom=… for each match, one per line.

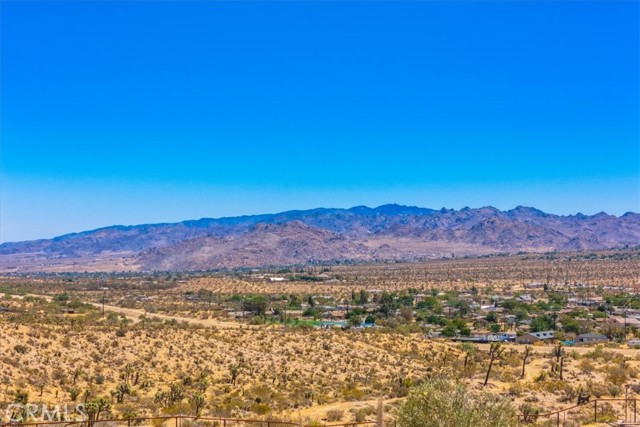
left=1, top=292, right=249, bottom=329
left=475, top=342, right=640, bottom=356
left=86, top=301, right=251, bottom=329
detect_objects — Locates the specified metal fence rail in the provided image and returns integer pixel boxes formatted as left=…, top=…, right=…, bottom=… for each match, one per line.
left=0, top=415, right=377, bottom=427
left=517, top=398, right=639, bottom=426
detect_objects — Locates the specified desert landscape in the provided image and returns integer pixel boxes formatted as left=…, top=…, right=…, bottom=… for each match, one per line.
left=2, top=0, right=637, bottom=425
left=2, top=249, right=640, bottom=426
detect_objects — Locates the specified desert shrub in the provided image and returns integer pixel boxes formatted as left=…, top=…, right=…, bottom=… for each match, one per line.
left=326, top=409, right=344, bottom=421
left=578, top=359, right=595, bottom=374
left=595, top=402, right=618, bottom=423
left=508, top=382, right=525, bottom=397
left=397, top=377, right=517, bottom=427
left=606, top=364, right=629, bottom=385
left=608, top=384, right=622, bottom=397
left=519, top=403, right=540, bottom=424
left=353, top=406, right=374, bottom=422
left=342, top=385, right=364, bottom=401
left=560, top=384, right=577, bottom=402
left=586, top=380, right=608, bottom=398
left=14, top=344, right=28, bottom=354
left=251, top=403, right=271, bottom=415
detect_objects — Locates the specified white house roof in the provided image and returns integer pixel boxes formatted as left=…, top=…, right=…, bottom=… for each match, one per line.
left=530, top=331, right=555, bottom=339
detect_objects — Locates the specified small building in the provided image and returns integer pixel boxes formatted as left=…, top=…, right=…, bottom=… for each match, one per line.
left=325, top=311, right=346, bottom=320
left=576, top=334, right=609, bottom=344
left=516, top=330, right=555, bottom=344
left=628, top=339, right=640, bottom=348
left=494, top=333, right=517, bottom=342
left=610, top=316, right=640, bottom=329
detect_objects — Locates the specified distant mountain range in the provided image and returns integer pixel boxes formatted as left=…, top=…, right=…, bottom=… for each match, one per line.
left=1, top=205, right=639, bottom=272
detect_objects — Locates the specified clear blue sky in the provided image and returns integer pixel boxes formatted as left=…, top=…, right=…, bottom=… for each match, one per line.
left=1, top=1, right=638, bottom=243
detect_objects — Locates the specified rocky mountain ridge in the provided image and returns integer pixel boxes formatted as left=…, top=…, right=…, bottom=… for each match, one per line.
left=1, top=205, right=639, bottom=271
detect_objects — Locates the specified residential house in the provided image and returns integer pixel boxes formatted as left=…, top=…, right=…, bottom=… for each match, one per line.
left=610, top=316, right=640, bottom=329
left=515, top=330, right=555, bottom=344
left=325, top=311, right=346, bottom=320
left=576, top=334, right=609, bottom=344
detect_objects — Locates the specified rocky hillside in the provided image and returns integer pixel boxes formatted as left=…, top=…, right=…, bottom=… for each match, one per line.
left=137, top=221, right=373, bottom=271
left=1, top=205, right=639, bottom=271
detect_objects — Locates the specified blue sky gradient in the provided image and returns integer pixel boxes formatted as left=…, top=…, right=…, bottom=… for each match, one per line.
left=1, top=1, right=639, bottom=242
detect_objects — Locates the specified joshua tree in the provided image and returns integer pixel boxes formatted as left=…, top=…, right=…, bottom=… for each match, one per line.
left=85, top=396, right=111, bottom=426
left=461, top=342, right=476, bottom=371
left=484, top=342, right=504, bottom=386
left=552, top=343, right=565, bottom=380
left=521, top=345, right=531, bottom=378
left=191, top=391, right=205, bottom=416
left=197, top=372, right=210, bottom=392
left=111, top=383, right=131, bottom=404
left=229, top=362, right=244, bottom=385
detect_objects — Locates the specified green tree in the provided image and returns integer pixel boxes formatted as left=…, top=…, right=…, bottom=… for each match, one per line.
left=348, top=315, right=362, bottom=328
left=357, top=289, right=369, bottom=305
left=416, top=296, right=443, bottom=313
left=443, top=318, right=471, bottom=337
left=485, top=312, right=498, bottom=323
left=243, top=296, right=268, bottom=316
left=531, top=315, right=555, bottom=332
left=561, top=317, right=581, bottom=334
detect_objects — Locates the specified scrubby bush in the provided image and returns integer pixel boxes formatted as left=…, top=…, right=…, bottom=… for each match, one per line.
left=326, top=409, right=344, bottom=421
left=397, top=377, right=517, bottom=427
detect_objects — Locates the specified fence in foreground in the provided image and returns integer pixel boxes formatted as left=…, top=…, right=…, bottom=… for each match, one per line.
left=517, top=398, right=639, bottom=426
left=0, top=415, right=377, bottom=427
left=5, top=399, right=640, bottom=427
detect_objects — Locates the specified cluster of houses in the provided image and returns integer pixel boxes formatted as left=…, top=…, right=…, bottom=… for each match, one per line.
left=430, top=283, right=640, bottom=348
left=122, top=277, right=640, bottom=348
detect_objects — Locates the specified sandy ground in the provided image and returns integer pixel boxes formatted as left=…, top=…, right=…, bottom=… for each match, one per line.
left=86, top=301, right=249, bottom=329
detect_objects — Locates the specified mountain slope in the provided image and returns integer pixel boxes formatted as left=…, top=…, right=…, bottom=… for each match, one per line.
left=137, top=221, right=373, bottom=271
left=1, top=204, right=639, bottom=271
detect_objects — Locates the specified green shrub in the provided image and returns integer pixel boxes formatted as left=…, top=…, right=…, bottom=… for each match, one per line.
left=397, top=377, right=517, bottom=427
